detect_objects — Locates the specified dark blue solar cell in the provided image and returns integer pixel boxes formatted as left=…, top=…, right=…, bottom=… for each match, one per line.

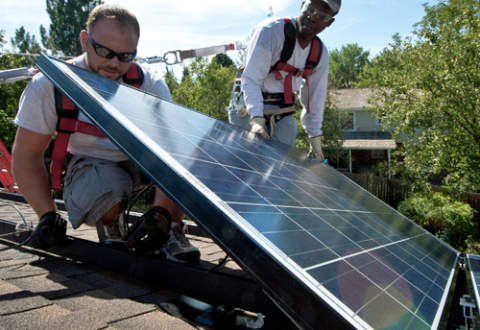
left=308, top=260, right=354, bottom=284
left=339, top=212, right=366, bottom=227
left=404, top=268, right=435, bottom=295
left=276, top=208, right=332, bottom=230
left=262, top=230, right=325, bottom=255
left=344, top=252, right=376, bottom=268
left=356, top=224, right=384, bottom=239
left=386, top=277, right=427, bottom=313
left=238, top=212, right=302, bottom=233
left=358, top=260, right=399, bottom=286
left=378, top=253, right=412, bottom=276
left=309, top=227, right=353, bottom=247
left=340, top=227, right=371, bottom=243
left=373, top=236, right=393, bottom=245
left=323, top=270, right=381, bottom=313
left=356, top=239, right=380, bottom=250
left=416, top=296, right=439, bottom=325
left=331, top=242, right=364, bottom=258
left=434, top=273, right=448, bottom=289
left=469, top=257, right=480, bottom=272
left=291, top=248, right=339, bottom=268
left=406, top=316, right=430, bottom=330
left=426, top=282, right=444, bottom=304
left=248, top=184, right=304, bottom=206
left=313, top=210, right=352, bottom=228
left=422, top=255, right=446, bottom=274
left=387, top=245, right=421, bottom=266
left=357, top=293, right=415, bottom=330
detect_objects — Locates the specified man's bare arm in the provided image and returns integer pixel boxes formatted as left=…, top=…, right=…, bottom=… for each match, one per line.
left=12, top=126, right=55, bottom=218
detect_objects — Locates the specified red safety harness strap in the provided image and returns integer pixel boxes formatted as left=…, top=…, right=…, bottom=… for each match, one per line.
left=269, top=18, right=322, bottom=113
left=51, top=61, right=143, bottom=190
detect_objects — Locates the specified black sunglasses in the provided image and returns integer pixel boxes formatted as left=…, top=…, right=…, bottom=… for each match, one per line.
left=88, top=34, right=137, bottom=62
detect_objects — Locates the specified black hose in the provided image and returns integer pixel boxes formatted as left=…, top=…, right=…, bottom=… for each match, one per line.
left=0, top=237, right=32, bottom=252
left=125, top=182, right=154, bottom=234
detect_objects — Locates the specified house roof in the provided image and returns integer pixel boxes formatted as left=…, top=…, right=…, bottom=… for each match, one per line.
left=342, top=139, right=397, bottom=150
left=330, top=88, right=376, bottom=110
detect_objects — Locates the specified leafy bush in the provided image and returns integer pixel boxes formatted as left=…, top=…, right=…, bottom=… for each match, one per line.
left=0, top=110, right=16, bottom=151
left=398, top=192, right=475, bottom=250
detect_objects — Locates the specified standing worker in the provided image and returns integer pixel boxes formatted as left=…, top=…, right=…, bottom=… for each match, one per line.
left=12, top=4, right=200, bottom=263
left=228, top=0, right=341, bottom=160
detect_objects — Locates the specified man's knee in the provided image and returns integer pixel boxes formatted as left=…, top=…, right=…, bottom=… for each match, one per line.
left=101, top=202, right=122, bottom=225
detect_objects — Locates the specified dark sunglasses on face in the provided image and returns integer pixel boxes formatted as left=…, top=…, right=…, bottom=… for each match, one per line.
left=88, top=34, right=137, bottom=62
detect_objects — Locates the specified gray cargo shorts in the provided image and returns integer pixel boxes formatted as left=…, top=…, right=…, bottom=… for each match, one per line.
left=63, top=156, right=148, bottom=229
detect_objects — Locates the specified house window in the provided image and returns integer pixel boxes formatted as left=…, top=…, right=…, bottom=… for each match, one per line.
left=371, top=150, right=385, bottom=158
left=342, top=112, right=355, bottom=131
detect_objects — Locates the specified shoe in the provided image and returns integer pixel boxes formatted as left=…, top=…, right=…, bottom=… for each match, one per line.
left=105, top=216, right=123, bottom=240
left=161, top=222, right=200, bottom=263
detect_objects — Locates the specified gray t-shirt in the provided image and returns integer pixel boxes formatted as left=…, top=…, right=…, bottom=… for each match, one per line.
left=15, top=54, right=172, bottom=162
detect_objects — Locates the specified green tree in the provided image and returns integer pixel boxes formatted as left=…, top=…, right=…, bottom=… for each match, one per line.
left=328, top=43, right=370, bottom=89
left=398, top=192, right=474, bottom=250
left=167, top=57, right=237, bottom=122
left=369, top=0, right=480, bottom=193
left=40, top=0, right=103, bottom=56
left=356, top=33, right=403, bottom=88
left=212, top=54, right=234, bottom=68
left=163, top=66, right=179, bottom=94
left=0, top=30, right=32, bottom=151
left=10, top=26, right=42, bottom=55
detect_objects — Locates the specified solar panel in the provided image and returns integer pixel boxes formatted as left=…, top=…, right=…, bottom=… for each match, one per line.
left=36, top=54, right=459, bottom=330
left=467, top=255, right=480, bottom=307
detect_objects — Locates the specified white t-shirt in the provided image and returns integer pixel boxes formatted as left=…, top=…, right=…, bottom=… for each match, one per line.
left=241, top=17, right=329, bottom=137
left=15, top=54, right=172, bottom=162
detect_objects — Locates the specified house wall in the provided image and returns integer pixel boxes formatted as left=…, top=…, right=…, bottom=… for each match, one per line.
left=356, top=111, right=380, bottom=131
left=343, top=109, right=403, bottom=140
left=342, top=109, right=381, bottom=132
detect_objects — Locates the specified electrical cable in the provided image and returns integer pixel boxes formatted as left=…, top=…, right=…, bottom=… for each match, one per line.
left=0, top=204, right=33, bottom=252
left=124, top=182, right=154, bottom=235
left=0, top=237, right=32, bottom=252
left=208, top=255, right=230, bottom=273
left=0, top=203, right=29, bottom=227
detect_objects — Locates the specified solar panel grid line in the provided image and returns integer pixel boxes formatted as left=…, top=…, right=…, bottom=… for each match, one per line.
left=303, top=234, right=422, bottom=272
left=36, top=55, right=460, bottom=330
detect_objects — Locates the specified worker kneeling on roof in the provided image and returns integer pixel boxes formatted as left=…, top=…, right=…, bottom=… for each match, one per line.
left=11, top=4, right=201, bottom=264
left=228, top=0, right=341, bottom=160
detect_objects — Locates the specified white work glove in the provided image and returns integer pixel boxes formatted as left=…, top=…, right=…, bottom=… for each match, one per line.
left=308, top=135, right=325, bottom=161
left=249, top=117, right=270, bottom=140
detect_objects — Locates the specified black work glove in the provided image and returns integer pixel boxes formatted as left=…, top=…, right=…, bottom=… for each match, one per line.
left=30, top=211, right=67, bottom=249
left=124, top=206, right=172, bottom=253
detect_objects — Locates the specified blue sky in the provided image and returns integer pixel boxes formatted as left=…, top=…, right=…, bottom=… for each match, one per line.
left=1, top=0, right=438, bottom=77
